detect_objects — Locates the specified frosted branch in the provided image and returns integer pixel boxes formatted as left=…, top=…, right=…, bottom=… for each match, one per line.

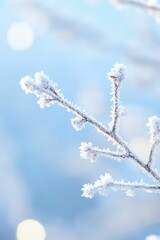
left=108, top=63, right=126, bottom=133
left=20, top=64, right=160, bottom=197
left=79, top=142, right=127, bottom=162
left=146, top=116, right=160, bottom=167
left=20, top=71, right=123, bottom=146
left=71, top=116, right=87, bottom=131
left=82, top=173, right=160, bottom=198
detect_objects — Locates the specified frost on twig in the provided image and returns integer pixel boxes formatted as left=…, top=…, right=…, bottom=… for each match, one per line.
left=108, top=63, right=125, bottom=133
left=146, top=116, right=160, bottom=167
left=20, top=63, right=160, bottom=198
left=71, top=116, right=87, bottom=131
left=111, top=0, right=160, bottom=23
left=79, top=142, right=127, bottom=163
left=82, top=173, right=160, bottom=199
left=20, top=71, right=63, bottom=107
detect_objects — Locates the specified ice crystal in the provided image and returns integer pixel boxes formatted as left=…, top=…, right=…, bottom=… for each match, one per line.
left=71, top=116, right=86, bottom=131
left=80, top=142, right=98, bottom=162
left=107, top=63, right=126, bottom=85
left=147, top=115, right=160, bottom=144
left=20, top=64, right=160, bottom=198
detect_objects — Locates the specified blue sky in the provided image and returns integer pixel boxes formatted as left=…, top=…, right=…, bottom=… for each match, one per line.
left=0, top=0, right=160, bottom=239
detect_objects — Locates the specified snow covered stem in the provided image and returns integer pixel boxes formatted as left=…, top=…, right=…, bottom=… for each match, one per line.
left=146, top=116, right=160, bottom=167
left=82, top=173, right=160, bottom=199
left=20, top=63, right=160, bottom=197
left=108, top=63, right=124, bottom=133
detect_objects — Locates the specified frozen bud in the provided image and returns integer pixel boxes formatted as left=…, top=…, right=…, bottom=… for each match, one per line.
left=34, top=71, right=52, bottom=90
left=80, top=142, right=98, bottom=162
left=20, top=72, right=60, bottom=100
left=20, top=72, right=51, bottom=96
left=71, top=116, right=86, bottom=131
left=37, top=97, right=54, bottom=109
left=20, top=75, right=36, bottom=95
left=81, top=184, right=95, bottom=199
left=107, top=63, right=126, bottom=85
left=146, top=115, right=160, bottom=144
left=82, top=173, right=113, bottom=198
left=125, top=189, right=135, bottom=197
left=96, top=173, right=113, bottom=187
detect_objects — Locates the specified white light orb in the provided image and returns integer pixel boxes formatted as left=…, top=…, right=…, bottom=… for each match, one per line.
left=146, top=235, right=160, bottom=240
left=16, top=219, right=46, bottom=240
left=7, top=22, right=34, bottom=50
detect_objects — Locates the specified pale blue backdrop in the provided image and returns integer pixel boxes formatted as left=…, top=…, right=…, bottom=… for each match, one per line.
left=0, top=0, right=160, bottom=239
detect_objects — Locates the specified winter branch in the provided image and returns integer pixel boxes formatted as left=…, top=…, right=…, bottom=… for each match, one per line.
left=82, top=173, right=160, bottom=199
left=20, top=63, right=160, bottom=197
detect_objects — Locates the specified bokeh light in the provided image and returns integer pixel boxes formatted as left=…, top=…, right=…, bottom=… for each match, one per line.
left=7, top=22, right=34, bottom=50
left=1, top=0, right=160, bottom=239
left=16, top=219, right=46, bottom=240
left=146, top=235, right=160, bottom=240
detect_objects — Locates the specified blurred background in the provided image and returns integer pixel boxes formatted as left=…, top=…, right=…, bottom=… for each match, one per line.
left=0, top=0, right=160, bottom=239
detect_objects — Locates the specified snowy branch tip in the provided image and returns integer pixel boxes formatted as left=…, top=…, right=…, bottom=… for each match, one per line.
left=107, top=63, right=126, bottom=85
left=79, top=142, right=127, bottom=162
left=71, top=116, right=87, bottom=131
left=20, top=63, right=160, bottom=198
left=20, top=71, right=63, bottom=108
left=147, top=115, right=160, bottom=144
left=82, top=173, right=160, bottom=199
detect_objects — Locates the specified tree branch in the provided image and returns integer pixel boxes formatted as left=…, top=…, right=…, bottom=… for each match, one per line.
left=82, top=173, right=160, bottom=198
left=20, top=64, right=160, bottom=198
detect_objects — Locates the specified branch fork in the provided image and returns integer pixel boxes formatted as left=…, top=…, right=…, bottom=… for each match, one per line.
left=20, top=63, right=160, bottom=198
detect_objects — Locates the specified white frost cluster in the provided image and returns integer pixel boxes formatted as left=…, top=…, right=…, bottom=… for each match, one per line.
left=125, top=188, right=135, bottom=197
left=81, top=184, right=96, bottom=199
left=146, top=115, right=160, bottom=144
left=107, top=63, right=126, bottom=85
left=20, top=64, right=160, bottom=198
left=71, top=116, right=86, bottom=131
left=82, top=174, right=160, bottom=198
left=145, top=235, right=160, bottom=240
left=20, top=71, right=62, bottom=108
left=79, top=142, right=99, bottom=162
left=37, top=97, right=53, bottom=109
left=82, top=173, right=113, bottom=198
left=20, top=72, right=52, bottom=95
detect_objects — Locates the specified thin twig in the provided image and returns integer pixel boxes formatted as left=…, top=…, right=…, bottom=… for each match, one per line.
left=147, top=142, right=157, bottom=167
left=82, top=173, right=160, bottom=198
left=111, top=79, right=120, bottom=133
left=45, top=91, right=160, bottom=182
left=20, top=65, right=160, bottom=197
